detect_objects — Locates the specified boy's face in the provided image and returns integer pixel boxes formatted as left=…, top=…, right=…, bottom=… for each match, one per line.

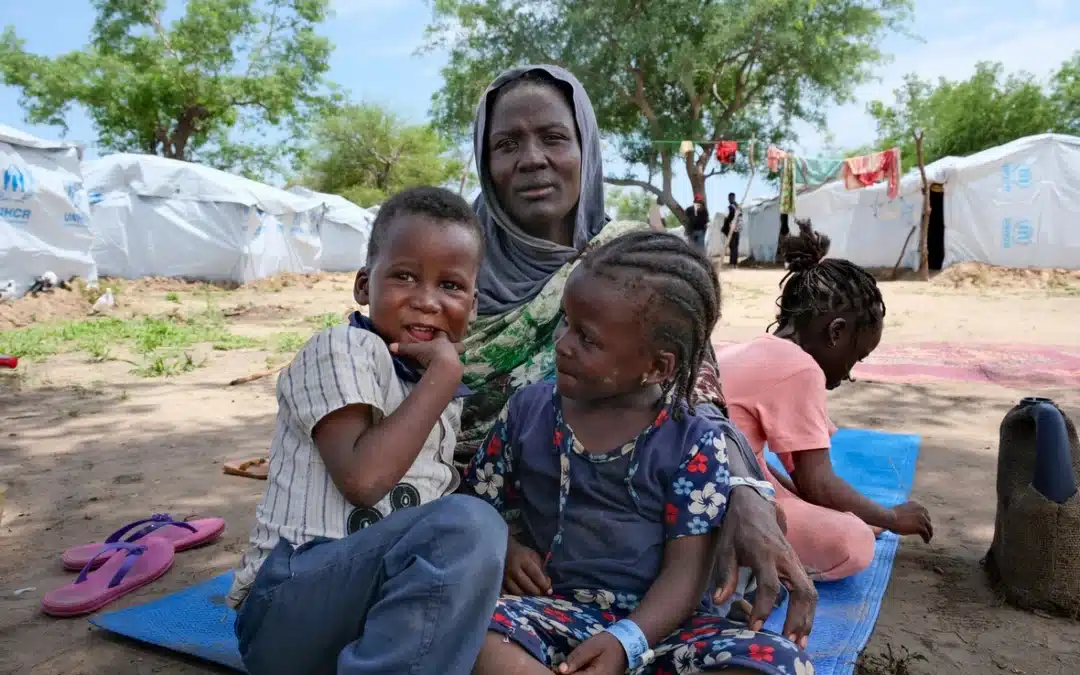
left=354, top=215, right=481, bottom=344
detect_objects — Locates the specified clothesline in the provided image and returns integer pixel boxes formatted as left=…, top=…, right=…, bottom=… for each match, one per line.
left=649, top=138, right=850, bottom=164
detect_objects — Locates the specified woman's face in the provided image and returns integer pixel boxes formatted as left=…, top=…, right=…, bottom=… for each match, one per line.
left=486, top=82, right=582, bottom=244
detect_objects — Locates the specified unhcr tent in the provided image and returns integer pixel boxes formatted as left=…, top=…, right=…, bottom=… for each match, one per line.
left=740, top=134, right=1080, bottom=270
left=0, top=124, right=95, bottom=297
left=84, top=154, right=325, bottom=283
left=943, top=134, right=1080, bottom=269
left=288, top=187, right=374, bottom=272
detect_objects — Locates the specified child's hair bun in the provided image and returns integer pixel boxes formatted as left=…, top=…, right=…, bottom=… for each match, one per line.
left=783, top=218, right=831, bottom=273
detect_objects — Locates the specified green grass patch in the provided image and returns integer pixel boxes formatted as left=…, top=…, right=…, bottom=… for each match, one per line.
left=272, top=332, right=307, bottom=353
left=166, top=292, right=181, bottom=303
left=305, top=312, right=343, bottom=330
left=0, top=311, right=261, bottom=377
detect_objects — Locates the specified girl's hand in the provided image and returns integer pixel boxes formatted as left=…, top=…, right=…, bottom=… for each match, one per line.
left=503, top=537, right=552, bottom=596
left=887, top=501, right=933, bottom=542
left=556, top=632, right=626, bottom=675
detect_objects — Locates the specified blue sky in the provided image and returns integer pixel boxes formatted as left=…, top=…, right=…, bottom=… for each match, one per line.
left=3, top=0, right=1079, bottom=207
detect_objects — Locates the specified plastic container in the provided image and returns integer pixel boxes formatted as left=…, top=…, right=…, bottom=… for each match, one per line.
left=0, top=355, right=17, bottom=369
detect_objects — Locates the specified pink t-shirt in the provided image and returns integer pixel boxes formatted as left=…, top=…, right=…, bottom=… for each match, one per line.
left=715, top=334, right=836, bottom=479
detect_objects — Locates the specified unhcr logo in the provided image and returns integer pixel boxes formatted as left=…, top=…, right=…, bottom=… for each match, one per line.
left=0, top=164, right=34, bottom=202
left=64, top=181, right=85, bottom=206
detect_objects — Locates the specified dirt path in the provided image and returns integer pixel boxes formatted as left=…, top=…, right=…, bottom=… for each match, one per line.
left=2, top=267, right=1080, bottom=674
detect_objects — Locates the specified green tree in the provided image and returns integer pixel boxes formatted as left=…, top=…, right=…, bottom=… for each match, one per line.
left=0, top=0, right=338, bottom=179
left=426, top=0, right=912, bottom=220
left=867, top=62, right=1061, bottom=170
left=1051, top=52, right=1080, bottom=135
left=301, top=103, right=466, bottom=207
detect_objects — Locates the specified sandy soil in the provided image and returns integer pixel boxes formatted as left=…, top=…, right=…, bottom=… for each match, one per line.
left=2, top=265, right=1080, bottom=674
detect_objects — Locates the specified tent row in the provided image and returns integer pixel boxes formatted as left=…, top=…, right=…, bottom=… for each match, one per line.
left=0, top=126, right=375, bottom=297
left=717, top=134, right=1080, bottom=271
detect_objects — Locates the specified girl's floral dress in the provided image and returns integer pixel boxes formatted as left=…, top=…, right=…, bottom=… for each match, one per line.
left=463, top=382, right=813, bottom=675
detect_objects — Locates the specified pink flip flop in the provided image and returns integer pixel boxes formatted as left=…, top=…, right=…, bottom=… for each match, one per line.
left=42, top=537, right=175, bottom=617
left=61, top=513, right=225, bottom=571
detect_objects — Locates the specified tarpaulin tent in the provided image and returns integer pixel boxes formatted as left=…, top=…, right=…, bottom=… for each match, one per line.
left=0, top=124, right=95, bottom=297
left=288, top=187, right=374, bottom=272
left=83, top=153, right=325, bottom=282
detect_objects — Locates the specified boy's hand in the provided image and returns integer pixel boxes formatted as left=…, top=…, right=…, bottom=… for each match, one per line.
left=556, top=632, right=627, bottom=675
left=504, top=537, right=552, bottom=596
left=390, top=333, right=463, bottom=376
left=887, top=501, right=933, bottom=542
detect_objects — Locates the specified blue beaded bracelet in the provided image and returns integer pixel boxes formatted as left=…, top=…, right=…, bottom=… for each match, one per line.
left=605, top=618, right=652, bottom=669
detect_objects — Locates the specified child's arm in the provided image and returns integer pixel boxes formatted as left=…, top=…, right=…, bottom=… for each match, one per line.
left=313, top=334, right=463, bottom=508
left=769, top=463, right=799, bottom=496
left=790, top=451, right=932, bottom=541
left=559, top=429, right=732, bottom=675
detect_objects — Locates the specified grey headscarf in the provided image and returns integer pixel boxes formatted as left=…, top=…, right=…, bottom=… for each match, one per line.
left=473, top=65, right=608, bottom=315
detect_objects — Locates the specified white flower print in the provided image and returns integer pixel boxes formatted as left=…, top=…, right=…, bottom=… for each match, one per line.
left=721, top=628, right=758, bottom=640
left=701, top=651, right=733, bottom=668
left=472, top=463, right=503, bottom=499
left=688, top=481, right=727, bottom=520
left=572, top=589, right=614, bottom=609
left=671, top=644, right=699, bottom=674
left=712, top=434, right=729, bottom=464
left=795, top=657, right=816, bottom=675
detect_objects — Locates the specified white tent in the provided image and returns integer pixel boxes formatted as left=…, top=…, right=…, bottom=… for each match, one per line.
left=0, top=124, right=95, bottom=297
left=942, top=134, right=1080, bottom=269
left=288, top=187, right=374, bottom=272
left=83, top=153, right=325, bottom=283
left=742, top=134, right=1080, bottom=270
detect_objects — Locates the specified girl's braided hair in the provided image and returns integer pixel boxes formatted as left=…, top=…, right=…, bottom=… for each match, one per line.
left=773, top=218, right=886, bottom=332
left=580, top=230, right=721, bottom=418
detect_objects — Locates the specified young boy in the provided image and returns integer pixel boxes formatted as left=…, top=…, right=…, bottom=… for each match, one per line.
left=228, top=186, right=507, bottom=675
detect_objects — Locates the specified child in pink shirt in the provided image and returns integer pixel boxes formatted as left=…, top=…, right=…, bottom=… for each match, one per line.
left=717, top=219, right=933, bottom=581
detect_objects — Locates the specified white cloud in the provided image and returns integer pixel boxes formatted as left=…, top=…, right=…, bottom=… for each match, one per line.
left=795, top=13, right=1080, bottom=155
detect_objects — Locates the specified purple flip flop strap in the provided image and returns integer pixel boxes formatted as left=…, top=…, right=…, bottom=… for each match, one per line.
left=103, top=513, right=197, bottom=546
left=75, top=542, right=151, bottom=589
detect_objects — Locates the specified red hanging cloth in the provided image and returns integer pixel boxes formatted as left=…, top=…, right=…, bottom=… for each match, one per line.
left=715, top=140, right=738, bottom=164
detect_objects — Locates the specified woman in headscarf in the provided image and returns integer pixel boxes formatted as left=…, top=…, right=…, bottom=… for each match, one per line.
left=457, top=64, right=818, bottom=655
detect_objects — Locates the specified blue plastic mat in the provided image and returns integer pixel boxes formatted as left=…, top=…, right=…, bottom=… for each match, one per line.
left=91, top=427, right=919, bottom=675
left=763, top=428, right=921, bottom=675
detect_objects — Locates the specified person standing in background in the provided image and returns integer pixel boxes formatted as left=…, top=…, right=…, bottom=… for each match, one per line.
left=721, top=192, right=742, bottom=267
left=684, top=193, right=709, bottom=252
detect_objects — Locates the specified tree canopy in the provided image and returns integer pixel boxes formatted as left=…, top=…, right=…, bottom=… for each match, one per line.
left=866, top=60, right=1073, bottom=170
left=426, top=0, right=912, bottom=217
left=0, top=0, right=338, bottom=179
left=300, top=103, right=466, bottom=207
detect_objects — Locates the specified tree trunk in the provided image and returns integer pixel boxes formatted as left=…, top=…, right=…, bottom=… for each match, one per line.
left=659, top=149, right=686, bottom=224
left=914, top=130, right=931, bottom=281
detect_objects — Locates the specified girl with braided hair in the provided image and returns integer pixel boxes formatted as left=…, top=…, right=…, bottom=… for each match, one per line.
left=464, top=231, right=812, bottom=675
left=716, top=219, right=933, bottom=582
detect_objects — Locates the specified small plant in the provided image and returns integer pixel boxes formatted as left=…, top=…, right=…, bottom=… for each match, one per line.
left=166, top=292, right=180, bottom=303
left=305, top=312, right=342, bottom=330
left=134, top=352, right=201, bottom=378
left=272, top=332, right=307, bottom=353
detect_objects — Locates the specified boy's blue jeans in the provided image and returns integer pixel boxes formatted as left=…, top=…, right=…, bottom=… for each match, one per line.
left=235, top=495, right=507, bottom=675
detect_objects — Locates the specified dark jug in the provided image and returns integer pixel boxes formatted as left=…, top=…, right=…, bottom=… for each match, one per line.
left=985, top=397, right=1080, bottom=617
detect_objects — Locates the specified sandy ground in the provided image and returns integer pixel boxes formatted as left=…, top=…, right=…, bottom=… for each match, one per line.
left=2, top=265, right=1080, bottom=674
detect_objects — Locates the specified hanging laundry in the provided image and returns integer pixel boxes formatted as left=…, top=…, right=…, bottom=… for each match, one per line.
left=715, top=140, right=738, bottom=164
left=780, top=155, right=796, bottom=215
left=746, top=139, right=757, bottom=170
left=796, top=157, right=844, bottom=186
left=679, top=140, right=695, bottom=156
left=766, top=145, right=786, bottom=173
left=843, top=147, right=901, bottom=199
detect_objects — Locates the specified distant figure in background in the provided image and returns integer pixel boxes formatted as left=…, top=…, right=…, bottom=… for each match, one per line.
left=721, top=192, right=742, bottom=267
left=684, top=193, right=709, bottom=252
